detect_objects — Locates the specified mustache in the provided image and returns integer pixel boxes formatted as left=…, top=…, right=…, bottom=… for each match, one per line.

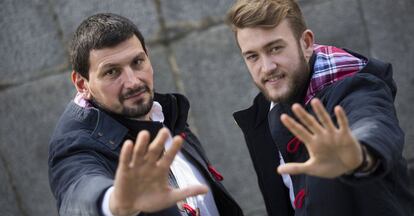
left=121, top=85, right=150, bottom=100
left=262, top=69, right=282, bottom=82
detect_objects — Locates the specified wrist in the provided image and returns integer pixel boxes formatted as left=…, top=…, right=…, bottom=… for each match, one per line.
left=109, top=193, right=140, bottom=216
left=353, top=144, right=377, bottom=173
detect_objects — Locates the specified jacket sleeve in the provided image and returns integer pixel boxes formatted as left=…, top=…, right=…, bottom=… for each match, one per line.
left=322, top=72, right=405, bottom=182
left=48, top=132, right=115, bottom=216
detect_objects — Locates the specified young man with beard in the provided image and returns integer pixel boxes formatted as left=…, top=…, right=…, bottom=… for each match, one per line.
left=48, top=13, right=243, bottom=216
left=226, top=0, right=413, bottom=215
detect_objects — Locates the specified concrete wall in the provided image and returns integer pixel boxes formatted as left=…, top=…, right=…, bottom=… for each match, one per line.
left=0, top=0, right=413, bottom=215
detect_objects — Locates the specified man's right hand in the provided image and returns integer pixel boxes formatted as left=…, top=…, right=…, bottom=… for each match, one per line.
left=109, top=128, right=209, bottom=216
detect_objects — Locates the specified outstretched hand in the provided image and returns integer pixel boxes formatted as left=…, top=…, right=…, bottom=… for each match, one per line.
left=278, top=99, right=363, bottom=178
left=110, top=128, right=209, bottom=216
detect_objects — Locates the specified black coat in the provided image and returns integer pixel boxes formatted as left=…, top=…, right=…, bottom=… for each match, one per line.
left=49, top=93, right=243, bottom=216
left=234, top=51, right=414, bottom=216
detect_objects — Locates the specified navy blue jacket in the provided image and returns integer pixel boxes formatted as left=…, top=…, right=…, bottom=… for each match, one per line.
left=49, top=93, right=243, bottom=216
left=234, top=51, right=414, bottom=216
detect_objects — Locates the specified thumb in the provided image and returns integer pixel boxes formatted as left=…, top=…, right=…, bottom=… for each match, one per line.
left=170, top=185, right=209, bottom=201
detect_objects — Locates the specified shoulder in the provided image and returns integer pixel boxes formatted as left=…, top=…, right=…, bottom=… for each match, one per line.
left=51, top=101, right=99, bottom=138
left=331, top=72, right=393, bottom=97
left=317, top=72, right=394, bottom=111
left=344, top=49, right=396, bottom=98
left=49, top=102, right=126, bottom=161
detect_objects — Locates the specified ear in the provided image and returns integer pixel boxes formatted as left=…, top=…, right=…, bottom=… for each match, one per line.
left=71, top=71, right=91, bottom=99
left=300, top=29, right=314, bottom=62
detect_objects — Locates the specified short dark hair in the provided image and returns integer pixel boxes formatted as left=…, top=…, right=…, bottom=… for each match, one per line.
left=69, top=13, right=147, bottom=79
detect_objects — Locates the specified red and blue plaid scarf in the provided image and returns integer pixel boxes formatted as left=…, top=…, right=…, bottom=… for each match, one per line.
left=304, top=44, right=367, bottom=104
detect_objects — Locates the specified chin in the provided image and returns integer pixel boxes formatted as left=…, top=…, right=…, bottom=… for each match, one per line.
left=266, top=91, right=292, bottom=103
left=265, top=89, right=281, bottom=101
left=263, top=93, right=279, bottom=103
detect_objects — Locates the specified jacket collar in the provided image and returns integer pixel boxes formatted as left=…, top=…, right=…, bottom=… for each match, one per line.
left=60, top=93, right=190, bottom=149
left=154, top=93, right=190, bottom=134
left=233, top=92, right=270, bottom=133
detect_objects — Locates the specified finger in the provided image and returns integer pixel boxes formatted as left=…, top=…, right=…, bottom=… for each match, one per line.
left=158, top=136, right=183, bottom=169
left=119, top=140, right=134, bottom=170
left=291, top=103, right=323, bottom=134
left=131, top=130, right=151, bottom=167
left=311, top=99, right=336, bottom=130
left=277, top=162, right=310, bottom=175
left=335, top=106, right=349, bottom=131
left=145, top=128, right=170, bottom=163
left=281, top=113, right=312, bottom=143
left=169, top=185, right=209, bottom=202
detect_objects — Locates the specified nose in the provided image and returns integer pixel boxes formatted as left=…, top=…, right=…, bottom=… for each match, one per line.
left=122, top=67, right=141, bottom=88
left=261, top=56, right=277, bottom=75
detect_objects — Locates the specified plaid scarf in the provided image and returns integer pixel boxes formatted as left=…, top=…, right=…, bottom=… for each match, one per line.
left=304, top=44, right=367, bottom=104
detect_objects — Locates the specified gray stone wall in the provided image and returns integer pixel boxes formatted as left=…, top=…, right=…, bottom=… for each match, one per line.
left=0, top=0, right=413, bottom=215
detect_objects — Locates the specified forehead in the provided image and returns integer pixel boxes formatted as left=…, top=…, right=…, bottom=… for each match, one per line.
left=89, top=36, right=145, bottom=70
left=236, top=19, right=295, bottom=53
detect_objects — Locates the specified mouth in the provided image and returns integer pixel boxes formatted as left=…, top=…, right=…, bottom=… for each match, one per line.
left=124, top=90, right=145, bottom=100
left=264, top=73, right=285, bottom=84
left=122, top=86, right=149, bottom=101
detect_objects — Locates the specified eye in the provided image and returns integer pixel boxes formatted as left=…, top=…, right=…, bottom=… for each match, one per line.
left=132, top=57, right=144, bottom=67
left=245, top=54, right=258, bottom=62
left=104, top=68, right=120, bottom=77
left=269, top=46, right=283, bottom=54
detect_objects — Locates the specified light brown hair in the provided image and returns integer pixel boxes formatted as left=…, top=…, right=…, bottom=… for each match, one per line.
left=226, top=0, right=307, bottom=40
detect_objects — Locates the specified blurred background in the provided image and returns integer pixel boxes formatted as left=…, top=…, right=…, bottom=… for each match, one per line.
left=1, top=0, right=413, bottom=215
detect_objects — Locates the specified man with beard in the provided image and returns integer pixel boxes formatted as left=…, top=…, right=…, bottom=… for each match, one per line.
left=48, top=13, right=243, bottom=216
left=226, top=0, right=413, bottom=216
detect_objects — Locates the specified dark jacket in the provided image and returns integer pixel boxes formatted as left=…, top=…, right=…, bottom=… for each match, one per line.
left=49, top=93, right=243, bottom=216
left=234, top=49, right=414, bottom=216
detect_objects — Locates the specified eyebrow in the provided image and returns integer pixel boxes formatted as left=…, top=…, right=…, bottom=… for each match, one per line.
left=99, top=52, right=146, bottom=71
left=242, top=39, right=285, bottom=56
left=100, top=63, right=120, bottom=71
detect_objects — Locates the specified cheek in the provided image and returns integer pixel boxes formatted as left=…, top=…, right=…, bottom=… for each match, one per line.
left=146, top=74, right=154, bottom=87
left=247, top=65, right=261, bottom=82
left=143, top=68, right=154, bottom=88
left=249, top=71, right=260, bottom=85
left=99, top=83, right=121, bottom=100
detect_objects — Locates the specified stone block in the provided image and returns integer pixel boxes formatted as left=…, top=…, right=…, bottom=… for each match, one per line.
left=172, top=24, right=266, bottom=215
left=359, top=0, right=414, bottom=163
left=0, top=72, right=75, bottom=215
left=52, top=0, right=159, bottom=44
left=148, top=45, right=177, bottom=93
left=0, top=157, right=22, bottom=216
left=0, top=0, right=66, bottom=85
left=300, top=0, right=370, bottom=55
left=159, top=0, right=233, bottom=25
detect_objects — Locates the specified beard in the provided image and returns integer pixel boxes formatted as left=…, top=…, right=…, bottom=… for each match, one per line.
left=91, top=84, right=154, bottom=119
left=259, top=48, right=310, bottom=104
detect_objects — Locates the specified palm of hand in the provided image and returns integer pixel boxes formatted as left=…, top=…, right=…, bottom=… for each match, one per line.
left=113, top=155, right=173, bottom=212
left=110, top=128, right=208, bottom=215
left=279, top=99, right=363, bottom=178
